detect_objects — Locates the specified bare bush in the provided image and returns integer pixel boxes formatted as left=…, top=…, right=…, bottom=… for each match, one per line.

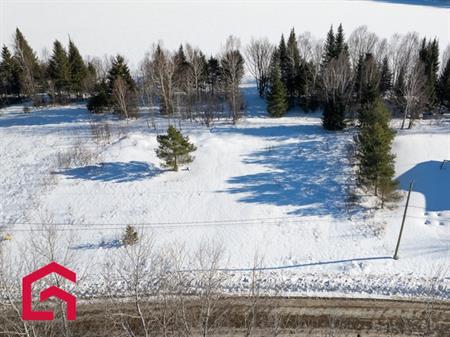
left=89, top=120, right=111, bottom=144
left=102, top=231, right=157, bottom=337
left=56, top=143, right=95, bottom=169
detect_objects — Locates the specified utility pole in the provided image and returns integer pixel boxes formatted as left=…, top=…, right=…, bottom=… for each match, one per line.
left=393, top=181, right=413, bottom=260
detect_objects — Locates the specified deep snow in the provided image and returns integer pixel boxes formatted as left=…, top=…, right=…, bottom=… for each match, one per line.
left=0, top=85, right=449, bottom=299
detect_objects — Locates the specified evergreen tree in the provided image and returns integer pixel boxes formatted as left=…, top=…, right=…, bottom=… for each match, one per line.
left=122, top=225, right=138, bottom=246
left=84, top=61, right=97, bottom=93
left=68, top=39, right=88, bottom=95
left=107, top=55, right=138, bottom=117
left=334, top=24, right=348, bottom=57
left=174, top=45, right=189, bottom=89
left=278, top=35, right=289, bottom=89
left=322, top=26, right=336, bottom=66
left=206, top=56, right=221, bottom=96
left=156, top=126, right=197, bottom=171
left=87, top=80, right=109, bottom=113
left=107, top=55, right=135, bottom=92
left=360, top=55, right=380, bottom=104
left=419, top=38, right=440, bottom=107
left=394, top=65, right=406, bottom=98
left=379, top=56, right=392, bottom=95
left=48, top=40, right=70, bottom=94
left=266, top=60, right=288, bottom=117
left=0, top=45, right=21, bottom=100
left=322, top=95, right=346, bottom=131
left=437, top=57, right=450, bottom=109
left=13, top=28, right=41, bottom=97
left=356, top=98, right=397, bottom=207
left=286, top=28, right=301, bottom=105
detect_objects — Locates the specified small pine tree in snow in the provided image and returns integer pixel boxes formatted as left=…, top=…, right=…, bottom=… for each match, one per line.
left=122, top=225, right=138, bottom=246
left=156, top=126, right=197, bottom=171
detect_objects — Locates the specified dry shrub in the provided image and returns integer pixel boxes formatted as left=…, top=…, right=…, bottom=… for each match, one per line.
left=89, top=120, right=111, bottom=144
left=56, top=143, right=94, bottom=169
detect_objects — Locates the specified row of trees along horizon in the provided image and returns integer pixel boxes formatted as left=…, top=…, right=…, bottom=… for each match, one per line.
left=1, top=26, right=450, bottom=206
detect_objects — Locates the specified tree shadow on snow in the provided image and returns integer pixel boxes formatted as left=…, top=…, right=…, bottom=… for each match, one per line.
left=0, top=106, right=92, bottom=128
left=397, top=160, right=450, bottom=212
left=215, top=124, right=320, bottom=139
left=60, top=161, right=160, bottom=183
left=219, top=125, right=354, bottom=217
left=218, top=255, right=393, bottom=272
left=71, top=239, right=122, bottom=250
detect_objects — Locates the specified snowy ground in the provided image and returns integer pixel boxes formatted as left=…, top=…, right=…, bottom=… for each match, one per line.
left=0, top=85, right=449, bottom=299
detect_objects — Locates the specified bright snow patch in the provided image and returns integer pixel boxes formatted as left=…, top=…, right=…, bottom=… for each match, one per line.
left=0, top=86, right=449, bottom=299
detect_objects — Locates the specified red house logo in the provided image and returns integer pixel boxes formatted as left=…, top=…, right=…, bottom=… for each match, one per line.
left=22, top=262, right=76, bottom=321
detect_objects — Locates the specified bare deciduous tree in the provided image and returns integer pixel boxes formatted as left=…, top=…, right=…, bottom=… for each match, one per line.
left=322, top=53, right=354, bottom=101
left=400, top=61, right=428, bottom=129
left=348, top=26, right=379, bottom=67
left=389, top=32, right=420, bottom=89
left=221, top=36, right=245, bottom=124
left=103, top=231, right=157, bottom=337
left=244, top=37, right=274, bottom=97
left=152, top=44, right=177, bottom=115
left=193, top=239, right=227, bottom=337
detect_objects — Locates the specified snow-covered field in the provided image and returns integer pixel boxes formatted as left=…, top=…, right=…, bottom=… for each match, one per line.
left=0, top=85, right=449, bottom=299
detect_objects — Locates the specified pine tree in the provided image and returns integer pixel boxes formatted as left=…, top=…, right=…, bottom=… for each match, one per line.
left=266, top=60, right=288, bottom=117
left=48, top=40, right=70, bottom=95
left=394, top=65, right=406, bottom=98
left=322, top=26, right=336, bottom=66
left=68, top=39, right=88, bottom=95
left=322, top=95, right=346, bottom=130
left=107, top=55, right=138, bottom=117
left=334, top=24, right=347, bottom=57
left=156, top=126, right=197, bottom=171
left=206, top=56, right=221, bottom=96
left=278, top=35, right=289, bottom=89
left=286, top=28, right=301, bottom=105
left=122, top=225, right=138, bottom=246
left=357, top=54, right=381, bottom=127
left=356, top=98, right=397, bottom=207
left=379, top=56, right=392, bottom=95
left=13, top=28, right=40, bottom=97
left=0, top=45, right=21, bottom=100
left=87, top=80, right=109, bottom=113
left=174, top=45, right=189, bottom=90
left=107, top=55, right=135, bottom=92
left=437, top=57, right=450, bottom=109
left=419, top=38, right=440, bottom=107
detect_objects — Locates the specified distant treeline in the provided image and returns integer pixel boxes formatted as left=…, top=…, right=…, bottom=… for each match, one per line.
left=1, top=27, right=449, bottom=123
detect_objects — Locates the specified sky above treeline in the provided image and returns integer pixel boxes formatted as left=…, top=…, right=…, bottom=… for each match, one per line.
left=1, top=0, right=449, bottom=69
